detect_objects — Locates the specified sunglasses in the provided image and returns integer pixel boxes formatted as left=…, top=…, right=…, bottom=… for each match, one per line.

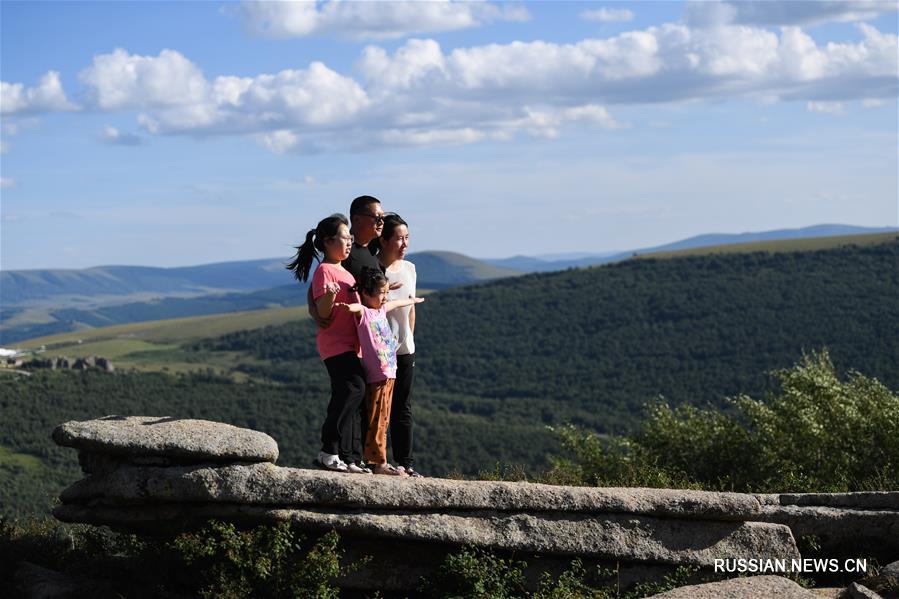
left=353, top=212, right=385, bottom=224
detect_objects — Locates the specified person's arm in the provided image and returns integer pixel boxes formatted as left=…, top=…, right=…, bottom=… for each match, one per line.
left=315, top=282, right=341, bottom=319
left=384, top=297, right=424, bottom=312
left=308, top=286, right=333, bottom=329
left=333, top=302, right=364, bottom=315
left=408, top=263, right=417, bottom=332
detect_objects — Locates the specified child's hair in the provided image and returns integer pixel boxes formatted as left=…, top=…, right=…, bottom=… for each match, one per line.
left=285, top=213, right=349, bottom=282
left=354, top=267, right=389, bottom=297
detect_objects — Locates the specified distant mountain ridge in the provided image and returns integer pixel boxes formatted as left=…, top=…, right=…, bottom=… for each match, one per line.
left=1, top=259, right=289, bottom=306
left=1, top=251, right=520, bottom=307
left=0, top=251, right=520, bottom=344
left=482, top=224, right=898, bottom=272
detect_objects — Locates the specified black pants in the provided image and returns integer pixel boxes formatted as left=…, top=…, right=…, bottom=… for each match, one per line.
left=322, top=352, right=365, bottom=462
left=390, top=353, right=415, bottom=468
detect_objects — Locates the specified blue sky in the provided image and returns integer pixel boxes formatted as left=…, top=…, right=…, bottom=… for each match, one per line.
left=1, top=0, right=897, bottom=270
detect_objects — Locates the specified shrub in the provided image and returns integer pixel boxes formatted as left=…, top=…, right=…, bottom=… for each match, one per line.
left=549, top=350, right=899, bottom=493
left=1, top=518, right=345, bottom=598
left=173, top=520, right=344, bottom=598
left=420, top=546, right=527, bottom=598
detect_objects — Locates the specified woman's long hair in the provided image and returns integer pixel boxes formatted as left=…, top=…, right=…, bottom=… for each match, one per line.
left=285, top=213, right=348, bottom=282
left=371, top=212, right=407, bottom=255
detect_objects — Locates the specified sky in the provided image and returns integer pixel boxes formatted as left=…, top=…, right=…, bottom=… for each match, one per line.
left=1, top=0, right=897, bottom=270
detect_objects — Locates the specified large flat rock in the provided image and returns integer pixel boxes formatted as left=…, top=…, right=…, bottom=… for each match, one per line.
left=52, top=503, right=800, bottom=567
left=755, top=492, right=899, bottom=511
left=52, top=416, right=278, bottom=463
left=754, top=504, right=899, bottom=555
left=59, top=462, right=761, bottom=519
left=648, top=575, right=819, bottom=598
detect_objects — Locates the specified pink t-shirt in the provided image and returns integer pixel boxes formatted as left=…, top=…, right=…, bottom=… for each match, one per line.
left=311, top=263, right=360, bottom=360
left=356, top=306, right=399, bottom=383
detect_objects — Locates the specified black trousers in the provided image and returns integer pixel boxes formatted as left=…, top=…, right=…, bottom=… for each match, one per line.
left=390, top=353, right=415, bottom=468
left=322, top=352, right=366, bottom=462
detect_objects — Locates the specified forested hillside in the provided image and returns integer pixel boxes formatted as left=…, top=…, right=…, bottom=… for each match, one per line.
left=198, top=241, right=899, bottom=433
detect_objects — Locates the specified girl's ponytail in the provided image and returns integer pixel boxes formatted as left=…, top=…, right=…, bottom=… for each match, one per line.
left=286, top=229, right=319, bottom=282
left=285, top=213, right=349, bottom=282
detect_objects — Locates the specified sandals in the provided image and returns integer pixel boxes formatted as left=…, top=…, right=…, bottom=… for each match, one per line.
left=371, top=463, right=408, bottom=476
left=395, top=466, right=424, bottom=478
left=346, top=462, right=373, bottom=474
left=316, top=452, right=348, bottom=473
left=316, top=454, right=422, bottom=479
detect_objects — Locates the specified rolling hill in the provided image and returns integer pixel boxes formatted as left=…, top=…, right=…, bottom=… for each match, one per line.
left=0, top=251, right=520, bottom=344
left=481, top=224, right=898, bottom=272
left=1, top=251, right=520, bottom=308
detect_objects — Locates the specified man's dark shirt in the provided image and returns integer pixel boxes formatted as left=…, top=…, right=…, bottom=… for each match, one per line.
left=342, top=242, right=383, bottom=283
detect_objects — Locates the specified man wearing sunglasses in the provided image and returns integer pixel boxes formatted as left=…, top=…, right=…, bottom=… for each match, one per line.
left=343, top=195, right=386, bottom=283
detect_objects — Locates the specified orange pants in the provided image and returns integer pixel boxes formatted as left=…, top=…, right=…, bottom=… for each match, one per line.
left=364, top=378, right=395, bottom=465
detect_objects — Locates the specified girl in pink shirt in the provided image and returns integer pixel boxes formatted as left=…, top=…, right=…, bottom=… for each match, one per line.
left=335, top=269, right=424, bottom=475
left=286, top=214, right=370, bottom=474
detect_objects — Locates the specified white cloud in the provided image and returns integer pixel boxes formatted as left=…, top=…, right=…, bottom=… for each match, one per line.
left=8, top=20, right=898, bottom=154
left=580, top=8, right=635, bottom=23
left=237, top=0, right=529, bottom=40
left=99, top=125, right=144, bottom=146
left=258, top=129, right=300, bottom=154
left=862, top=98, right=886, bottom=107
left=0, top=140, right=10, bottom=154
left=807, top=100, right=845, bottom=114
left=713, top=0, right=898, bottom=27
left=1, top=177, right=16, bottom=188
left=380, top=126, right=487, bottom=147
left=0, top=71, right=76, bottom=115
left=79, top=48, right=209, bottom=111
left=79, top=49, right=370, bottom=134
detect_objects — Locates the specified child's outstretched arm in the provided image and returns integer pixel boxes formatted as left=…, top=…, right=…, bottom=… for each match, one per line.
left=384, top=297, right=425, bottom=313
left=333, top=301, right=364, bottom=315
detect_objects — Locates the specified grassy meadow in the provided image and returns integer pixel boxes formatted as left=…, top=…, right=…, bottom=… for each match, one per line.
left=10, top=306, right=310, bottom=375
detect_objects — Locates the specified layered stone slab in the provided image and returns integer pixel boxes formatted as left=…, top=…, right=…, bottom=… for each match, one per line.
left=53, top=416, right=278, bottom=464
left=755, top=491, right=899, bottom=510
left=53, top=501, right=799, bottom=567
left=648, top=575, right=820, bottom=598
left=59, top=461, right=761, bottom=519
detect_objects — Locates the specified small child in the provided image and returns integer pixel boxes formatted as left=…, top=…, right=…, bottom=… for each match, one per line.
left=335, top=268, right=424, bottom=476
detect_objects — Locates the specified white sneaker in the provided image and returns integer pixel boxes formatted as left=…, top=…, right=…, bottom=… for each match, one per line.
left=317, top=452, right=348, bottom=472
left=346, top=462, right=372, bottom=474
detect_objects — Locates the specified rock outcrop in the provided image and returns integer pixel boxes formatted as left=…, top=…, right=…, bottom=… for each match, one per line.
left=647, top=575, right=820, bottom=598
left=51, top=416, right=899, bottom=593
left=53, top=415, right=278, bottom=464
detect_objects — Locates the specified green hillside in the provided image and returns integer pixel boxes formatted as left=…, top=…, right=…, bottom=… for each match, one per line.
left=638, top=231, right=898, bottom=259
left=203, top=240, right=899, bottom=433
left=411, top=250, right=522, bottom=285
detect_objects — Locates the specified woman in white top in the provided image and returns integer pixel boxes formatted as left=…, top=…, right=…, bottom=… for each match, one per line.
left=378, top=214, right=423, bottom=477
